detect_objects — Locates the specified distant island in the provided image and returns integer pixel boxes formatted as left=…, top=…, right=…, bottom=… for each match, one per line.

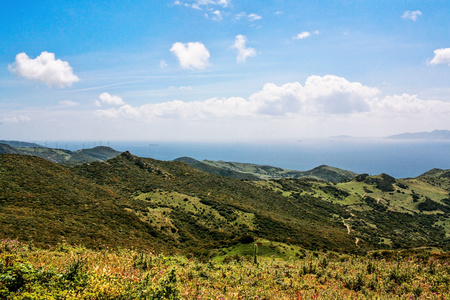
left=386, top=129, right=450, bottom=140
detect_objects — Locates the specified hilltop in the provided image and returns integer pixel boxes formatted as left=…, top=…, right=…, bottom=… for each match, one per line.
left=176, top=157, right=358, bottom=183
left=0, top=143, right=121, bottom=166
left=1, top=151, right=449, bottom=256
left=0, top=140, right=43, bottom=148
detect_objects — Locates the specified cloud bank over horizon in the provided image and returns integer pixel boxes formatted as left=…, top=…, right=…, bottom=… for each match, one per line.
left=95, top=75, right=449, bottom=120
left=2, top=74, right=449, bottom=141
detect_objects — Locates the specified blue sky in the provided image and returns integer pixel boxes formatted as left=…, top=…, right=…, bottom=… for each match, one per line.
left=1, top=0, right=449, bottom=142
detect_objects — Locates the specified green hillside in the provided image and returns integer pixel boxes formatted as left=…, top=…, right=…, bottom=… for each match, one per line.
left=0, top=154, right=168, bottom=251
left=417, top=168, right=450, bottom=191
left=0, top=140, right=42, bottom=148
left=199, top=159, right=358, bottom=182
left=0, top=143, right=21, bottom=154
left=14, top=145, right=121, bottom=166
left=1, top=151, right=449, bottom=258
left=174, top=156, right=261, bottom=180
left=73, top=151, right=355, bottom=253
left=258, top=173, right=450, bottom=249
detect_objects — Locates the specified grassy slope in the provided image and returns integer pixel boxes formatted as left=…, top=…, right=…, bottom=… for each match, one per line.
left=262, top=173, right=450, bottom=250
left=2, top=151, right=449, bottom=257
left=73, top=152, right=355, bottom=253
left=201, top=159, right=358, bottom=182
left=15, top=146, right=121, bottom=166
left=0, top=154, right=168, bottom=251
left=174, top=156, right=261, bottom=180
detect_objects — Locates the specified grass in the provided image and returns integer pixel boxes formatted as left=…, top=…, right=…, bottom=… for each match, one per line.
left=1, top=239, right=449, bottom=299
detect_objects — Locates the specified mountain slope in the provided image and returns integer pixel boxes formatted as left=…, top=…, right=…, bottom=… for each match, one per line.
left=0, top=154, right=167, bottom=251
left=0, top=143, right=22, bottom=154
left=2, top=152, right=449, bottom=255
left=174, top=156, right=261, bottom=180
left=416, top=168, right=450, bottom=191
left=73, top=151, right=355, bottom=252
left=260, top=172, right=450, bottom=250
left=0, top=140, right=42, bottom=148
left=199, top=159, right=358, bottom=182
left=16, top=146, right=121, bottom=166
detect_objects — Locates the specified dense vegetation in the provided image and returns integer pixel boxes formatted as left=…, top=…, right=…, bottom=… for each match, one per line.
left=1, top=239, right=449, bottom=299
left=182, top=158, right=358, bottom=182
left=1, top=151, right=450, bottom=254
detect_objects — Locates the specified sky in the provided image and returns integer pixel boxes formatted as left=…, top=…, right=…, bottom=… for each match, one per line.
left=1, top=0, right=449, bottom=142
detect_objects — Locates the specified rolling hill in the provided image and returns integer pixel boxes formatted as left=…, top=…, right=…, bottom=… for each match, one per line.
left=1, top=148, right=450, bottom=258
left=0, top=143, right=121, bottom=166
left=177, top=157, right=358, bottom=183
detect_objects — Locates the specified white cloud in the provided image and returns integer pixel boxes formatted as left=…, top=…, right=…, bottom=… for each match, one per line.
left=249, top=75, right=380, bottom=115
left=295, top=31, right=311, bottom=40
left=401, top=10, right=422, bottom=21
left=95, top=75, right=450, bottom=125
left=294, top=31, right=319, bottom=40
left=370, top=94, right=450, bottom=115
left=248, top=13, right=262, bottom=21
left=209, top=10, right=222, bottom=21
left=176, top=0, right=229, bottom=9
left=96, top=92, right=125, bottom=107
left=170, top=42, right=210, bottom=70
left=8, top=52, right=79, bottom=88
left=428, top=48, right=450, bottom=66
left=59, top=100, right=80, bottom=107
left=232, top=35, right=256, bottom=63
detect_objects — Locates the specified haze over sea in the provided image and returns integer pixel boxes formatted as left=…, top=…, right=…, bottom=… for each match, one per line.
left=93, top=139, right=450, bottom=179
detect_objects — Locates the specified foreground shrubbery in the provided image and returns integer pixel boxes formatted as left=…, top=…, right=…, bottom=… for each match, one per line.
left=1, top=239, right=449, bottom=299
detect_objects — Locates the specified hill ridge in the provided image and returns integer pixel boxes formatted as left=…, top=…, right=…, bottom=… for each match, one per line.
left=178, top=157, right=358, bottom=183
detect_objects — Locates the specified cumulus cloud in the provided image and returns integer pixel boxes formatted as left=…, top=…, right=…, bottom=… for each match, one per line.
left=8, top=52, right=79, bottom=87
left=402, top=10, right=422, bottom=21
left=95, top=75, right=450, bottom=125
left=232, top=35, right=256, bottom=63
left=248, top=13, right=262, bottom=21
left=370, top=94, right=450, bottom=115
left=170, top=42, right=210, bottom=70
left=428, top=48, right=450, bottom=66
left=295, top=32, right=311, bottom=40
left=249, top=75, right=380, bottom=115
left=96, top=92, right=125, bottom=107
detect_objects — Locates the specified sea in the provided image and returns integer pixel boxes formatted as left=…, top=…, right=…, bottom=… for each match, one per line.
left=91, top=139, right=450, bottom=179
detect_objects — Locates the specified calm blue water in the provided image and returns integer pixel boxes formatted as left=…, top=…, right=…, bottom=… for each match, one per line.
left=97, top=139, right=450, bottom=178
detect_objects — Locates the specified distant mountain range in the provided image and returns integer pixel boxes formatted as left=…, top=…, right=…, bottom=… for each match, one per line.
left=387, top=130, right=450, bottom=140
